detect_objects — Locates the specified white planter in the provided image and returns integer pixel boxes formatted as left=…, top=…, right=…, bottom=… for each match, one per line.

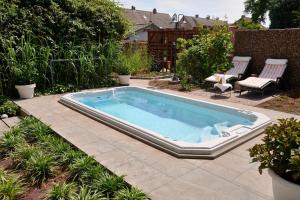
left=118, top=75, right=131, bottom=85
left=15, top=84, right=36, bottom=99
left=269, top=169, right=300, bottom=200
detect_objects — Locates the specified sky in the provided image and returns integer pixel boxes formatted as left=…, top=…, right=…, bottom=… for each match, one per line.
left=117, top=0, right=251, bottom=23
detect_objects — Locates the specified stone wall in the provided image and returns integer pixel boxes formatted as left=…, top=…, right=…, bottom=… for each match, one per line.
left=234, top=29, right=300, bottom=89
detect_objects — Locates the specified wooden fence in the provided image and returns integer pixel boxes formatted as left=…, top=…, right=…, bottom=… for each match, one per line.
left=148, top=29, right=197, bottom=68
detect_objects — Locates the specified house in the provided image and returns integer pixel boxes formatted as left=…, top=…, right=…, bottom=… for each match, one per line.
left=180, top=15, right=227, bottom=29
left=123, top=6, right=173, bottom=41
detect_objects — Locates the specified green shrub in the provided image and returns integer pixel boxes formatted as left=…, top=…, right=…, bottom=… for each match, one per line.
left=0, top=128, right=25, bottom=157
left=10, top=143, right=39, bottom=169
left=93, top=172, right=125, bottom=198
left=18, top=116, right=51, bottom=143
left=25, top=151, right=57, bottom=186
left=177, top=25, right=233, bottom=83
left=61, top=150, right=85, bottom=168
left=72, top=186, right=103, bottom=200
left=45, top=182, right=77, bottom=200
left=0, top=100, right=18, bottom=117
left=69, top=156, right=100, bottom=183
left=0, top=169, right=24, bottom=200
left=118, top=47, right=152, bottom=76
left=116, top=187, right=147, bottom=200
left=178, top=70, right=192, bottom=91
left=249, top=118, right=300, bottom=184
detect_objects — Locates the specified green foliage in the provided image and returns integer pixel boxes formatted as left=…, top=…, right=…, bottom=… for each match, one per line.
left=235, top=18, right=264, bottom=30
left=177, top=70, right=192, bottom=91
left=0, top=169, right=24, bottom=200
left=0, top=0, right=128, bottom=96
left=0, top=128, right=25, bottom=157
left=93, top=172, right=125, bottom=198
left=72, top=186, right=104, bottom=200
left=69, top=156, right=101, bottom=183
left=249, top=118, right=300, bottom=184
left=45, top=182, right=77, bottom=200
left=177, top=26, right=233, bottom=83
left=25, top=151, right=57, bottom=186
left=36, top=84, right=80, bottom=96
left=10, top=143, right=39, bottom=169
left=118, top=46, right=152, bottom=76
left=116, top=187, right=147, bottom=200
left=244, top=0, right=300, bottom=28
left=0, top=96, right=18, bottom=117
left=18, top=116, right=51, bottom=143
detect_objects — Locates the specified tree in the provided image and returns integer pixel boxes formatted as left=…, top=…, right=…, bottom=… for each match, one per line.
left=244, top=0, right=300, bottom=29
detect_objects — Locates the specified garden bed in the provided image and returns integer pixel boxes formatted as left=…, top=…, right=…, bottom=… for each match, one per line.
left=149, top=79, right=200, bottom=92
left=0, top=117, right=147, bottom=200
left=257, top=95, right=300, bottom=115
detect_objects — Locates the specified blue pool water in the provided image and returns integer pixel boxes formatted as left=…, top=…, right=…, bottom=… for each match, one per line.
left=75, top=88, right=254, bottom=144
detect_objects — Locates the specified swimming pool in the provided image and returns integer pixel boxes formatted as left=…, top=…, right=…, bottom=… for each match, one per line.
left=60, top=87, right=271, bottom=158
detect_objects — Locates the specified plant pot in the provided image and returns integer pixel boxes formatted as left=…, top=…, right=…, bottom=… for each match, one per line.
left=268, top=169, right=300, bottom=200
left=15, top=84, right=36, bottom=99
left=118, top=75, right=131, bottom=85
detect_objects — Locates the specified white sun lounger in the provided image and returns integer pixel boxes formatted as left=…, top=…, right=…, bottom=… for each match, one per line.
left=238, top=59, right=288, bottom=95
left=205, top=56, right=252, bottom=83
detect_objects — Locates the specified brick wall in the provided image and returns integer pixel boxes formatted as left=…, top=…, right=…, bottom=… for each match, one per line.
left=234, top=28, right=300, bottom=89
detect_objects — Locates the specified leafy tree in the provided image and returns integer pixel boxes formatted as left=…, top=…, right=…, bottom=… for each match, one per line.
left=235, top=18, right=264, bottom=30
left=245, top=0, right=300, bottom=28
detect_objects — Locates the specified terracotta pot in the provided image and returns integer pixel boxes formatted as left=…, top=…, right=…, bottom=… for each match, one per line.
left=15, top=84, right=36, bottom=99
left=269, top=169, right=300, bottom=200
left=118, top=75, right=131, bottom=85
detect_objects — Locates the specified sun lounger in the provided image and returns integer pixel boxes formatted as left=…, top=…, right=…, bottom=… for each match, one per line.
left=238, top=59, right=288, bottom=96
left=205, top=56, right=252, bottom=84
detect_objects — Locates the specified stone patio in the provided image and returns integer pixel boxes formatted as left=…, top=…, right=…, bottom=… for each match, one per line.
left=14, top=80, right=300, bottom=200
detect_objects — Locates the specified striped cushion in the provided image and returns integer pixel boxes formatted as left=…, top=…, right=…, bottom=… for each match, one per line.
left=259, top=64, right=287, bottom=81
left=226, top=61, right=249, bottom=76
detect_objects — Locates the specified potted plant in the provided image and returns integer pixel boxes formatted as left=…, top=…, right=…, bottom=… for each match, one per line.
left=13, top=63, right=37, bottom=99
left=116, top=60, right=131, bottom=86
left=249, top=118, right=300, bottom=200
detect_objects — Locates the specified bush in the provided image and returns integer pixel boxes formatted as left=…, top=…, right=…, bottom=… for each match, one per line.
left=116, top=187, right=147, bottom=200
left=25, top=151, right=57, bottom=186
left=72, top=186, right=103, bottom=200
left=177, top=25, right=233, bottom=83
left=0, top=0, right=128, bottom=96
left=45, top=182, right=77, bottom=200
left=249, top=118, right=300, bottom=184
left=0, top=169, right=24, bottom=200
left=93, top=172, right=125, bottom=198
left=0, top=128, right=25, bottom=157
left=10, top=143, right=39, bottom=169
left=118, top=46, right=152, bottom=76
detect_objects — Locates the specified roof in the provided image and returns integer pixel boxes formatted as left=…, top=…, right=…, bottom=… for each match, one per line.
left=123, top=8, right=173, bottom=32
left=182, top=16, right=227, bottom=28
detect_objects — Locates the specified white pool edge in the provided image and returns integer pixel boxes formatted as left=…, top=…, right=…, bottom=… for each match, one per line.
left=59, top=86, right=272, bottom=159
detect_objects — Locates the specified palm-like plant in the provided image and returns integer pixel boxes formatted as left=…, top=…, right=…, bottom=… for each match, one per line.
left=0, top=128, right=25, bottom=157
left=71, top=186, right=104, bottom=200
left=10, top=143, right=39, bottom=169
left=116, top=188, right=147, bottom=200
left=44, top=182, right=77, bottom=200
left=25, top=151, right=57, bottom=187
left=0, top=170, right=24, bottom=200
left=93, top=172, right=125, bottom=198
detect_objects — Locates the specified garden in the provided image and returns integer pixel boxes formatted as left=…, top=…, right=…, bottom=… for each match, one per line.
left=0, top=116, right=147, bottom=199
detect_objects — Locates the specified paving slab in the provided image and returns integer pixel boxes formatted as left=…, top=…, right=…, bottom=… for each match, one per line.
left=0, top=120, right=9, bottom=137
left=2, top=116, right=21, bottom=128
left=14, top=83, right=300, bottom=200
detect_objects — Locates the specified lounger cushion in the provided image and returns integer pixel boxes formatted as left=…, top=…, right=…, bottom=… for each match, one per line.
left=238, top=77, right=273, bottom=89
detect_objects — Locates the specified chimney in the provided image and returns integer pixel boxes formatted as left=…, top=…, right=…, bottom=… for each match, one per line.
left=131, top=6, right=135, bottom=10
left=206, top=15, right=210, bottom=20
left=241, top=15, right=246, bottom=19
left=153, top=8, right=157, bottom=14
left=195, top=14, right=199, bottom=18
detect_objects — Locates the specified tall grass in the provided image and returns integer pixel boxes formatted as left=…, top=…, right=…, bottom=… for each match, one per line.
left=0, top=35, right=120, bottom=96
